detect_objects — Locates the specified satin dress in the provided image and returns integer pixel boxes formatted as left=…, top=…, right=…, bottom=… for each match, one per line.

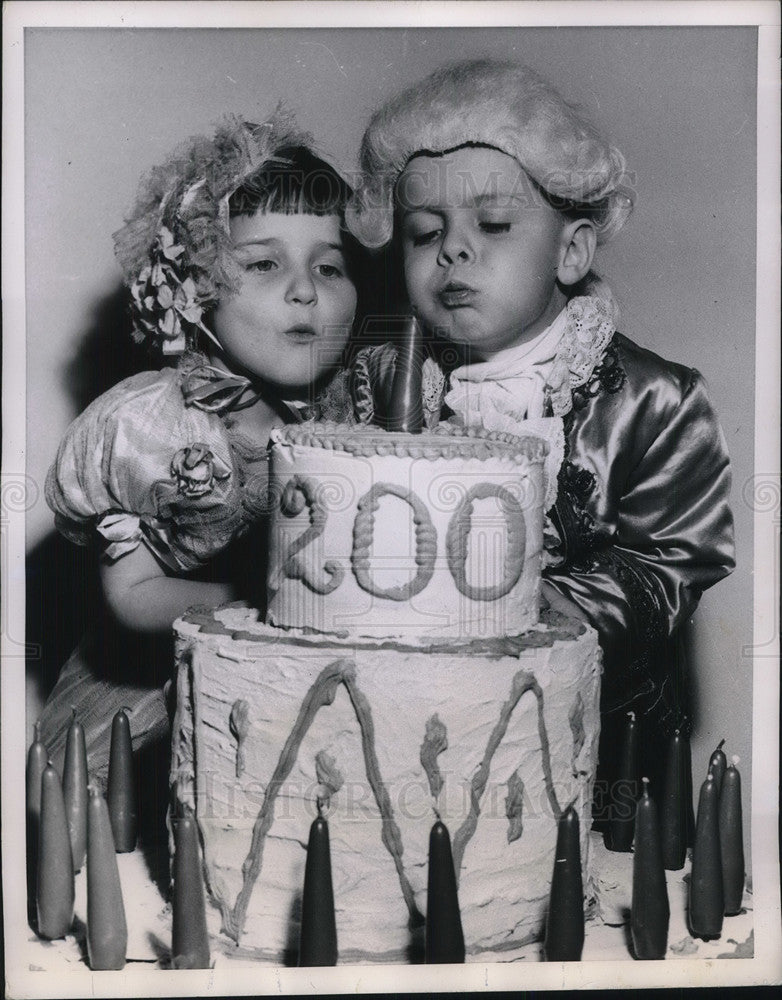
left=39, top=351, right=330, bottom=785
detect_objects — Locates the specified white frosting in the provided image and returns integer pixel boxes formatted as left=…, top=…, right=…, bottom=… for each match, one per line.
left=172, top=606, right=602, bottom=963
left=265, top=425, right=547, bottom=638
left=171, top=422, right=603, bottom=964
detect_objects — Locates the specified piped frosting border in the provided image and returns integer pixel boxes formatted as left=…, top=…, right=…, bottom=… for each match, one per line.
left=272, top=420, right=550, bottom=463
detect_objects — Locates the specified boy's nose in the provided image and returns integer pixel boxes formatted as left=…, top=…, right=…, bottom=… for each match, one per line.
left=437, top=229, right=473, bottom=267
left=285, top=269, right=318, bottom=305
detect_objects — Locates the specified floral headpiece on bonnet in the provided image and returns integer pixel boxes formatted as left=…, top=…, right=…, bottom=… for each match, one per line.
left=113, top=111, right=315, bottom=355
left=346, top=58, right=634, bottom=252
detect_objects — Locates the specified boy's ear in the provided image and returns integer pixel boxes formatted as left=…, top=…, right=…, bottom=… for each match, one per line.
left=557, top=220, right=597, bottom=286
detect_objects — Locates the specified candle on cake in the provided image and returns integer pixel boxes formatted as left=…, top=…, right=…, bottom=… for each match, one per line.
left=544, top=805, right=584, bottom=961
left=86, top=786, right=127, bottom=969
left=383, top=315, right=424, bottom=433
left=606, top=711, right=639, bottom=852
left=708, top=738, right=727, bottom=796
left=107, top=707, right=137, bottom=852
left=425, top=818, right=465, bottom=964
left=660, top=729, right=688, bottom=870
left=26, top=722, right=48, bottom=923
left=37, top=763, right=75, bottom=939
left=631, top=777, right=669, bottom=960
left=298, top=801, right=338, bottom=967
left=172, top=811, right=211, bottom=969
left=719, top=755, right=745, bottom=916
left=62, top=708, right=88, bottom=872
left=688, top=772, right=723, bottom=939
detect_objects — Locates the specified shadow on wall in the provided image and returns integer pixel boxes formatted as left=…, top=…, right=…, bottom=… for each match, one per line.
left=26, top=533, right=100, bottom=715
left=64, top=283, right=159, bottom=415
left=26, top=283, right=157, bottom=713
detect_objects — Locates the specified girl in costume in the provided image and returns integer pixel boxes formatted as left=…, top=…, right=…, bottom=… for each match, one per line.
left=345, top=59, right=735, bottom=800
left=41, top=112, right=360, bottom=785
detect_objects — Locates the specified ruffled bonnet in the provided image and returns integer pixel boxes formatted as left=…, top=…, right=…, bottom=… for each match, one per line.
left=112, top=110, right=322, bottom=354
left=346, top=59, right=634, bottom=249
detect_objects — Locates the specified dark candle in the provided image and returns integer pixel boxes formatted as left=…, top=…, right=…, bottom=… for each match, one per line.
left=26, top=723, right=47, bottom=821
left=660, top=729, right=688, bottom=870
left=631, top=778, right=670, bottom=959
left=688, top=773, right=724, bottom=939
left=298, top=812, right=338, bottom=966
left=62, top=709, right=88, bottom=872
left=36, top=763, right=75, bottom=939
left=107, top=708, right=137, bottom=852
left=425, top=819, right=465, bottom=964
left=172, top=813, right=211, bottom=969
left=384, top=316, right=424, bottom=433
left=86, top=787, right=127, bottom=969
left=708, top=739, right=727, bottom=796
left=26, top=722, right=48, bottom=924
left=544, top=805, right=584, bottom=961
left=719, top=756, right=745, bottom=916
left=606, top=711, right=639, bottom=852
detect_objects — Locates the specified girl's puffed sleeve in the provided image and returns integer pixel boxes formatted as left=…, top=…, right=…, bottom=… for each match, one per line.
left=544, top=349, right=735, bottom=712
left=45, top=370, right=243, bottom=571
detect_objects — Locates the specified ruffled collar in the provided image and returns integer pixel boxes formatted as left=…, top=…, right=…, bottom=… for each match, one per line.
left=545, top=289, right=617, bottom=416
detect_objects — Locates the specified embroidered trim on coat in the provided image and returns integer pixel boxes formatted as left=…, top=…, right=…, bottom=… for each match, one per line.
left=549, top=461, right=600, bottom=570
left=571, top=338, right=626, bottom=411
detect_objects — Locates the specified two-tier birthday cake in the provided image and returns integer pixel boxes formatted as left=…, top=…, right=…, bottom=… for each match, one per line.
left=170, top=420, right=602, bottom=963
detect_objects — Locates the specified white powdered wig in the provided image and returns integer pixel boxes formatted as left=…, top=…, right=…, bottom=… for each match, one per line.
left=347, top=59, right=633, bottom=249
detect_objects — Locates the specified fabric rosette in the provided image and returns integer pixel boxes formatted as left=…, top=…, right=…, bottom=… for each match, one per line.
left=170, top=443, right=231, bottom=498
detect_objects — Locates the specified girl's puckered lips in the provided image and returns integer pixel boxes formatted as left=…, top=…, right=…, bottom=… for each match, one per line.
left=438, top=281, right=476, bottom=308
left=282, top=324, right=319, bottom=342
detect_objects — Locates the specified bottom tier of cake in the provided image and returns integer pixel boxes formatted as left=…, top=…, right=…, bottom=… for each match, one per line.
left=171, top=605, right=602, bottom=964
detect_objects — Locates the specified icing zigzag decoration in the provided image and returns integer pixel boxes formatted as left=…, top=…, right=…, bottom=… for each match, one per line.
left=569, top=692, right=586, bottom=777
left=220, top=658, right=422, bottom=943
left=505, top=772, right=525, bottom=843
left=419, top=714, right=448, bottom=802
left=451, top=668, right=562, bottom=880
left=214, top=661, right=566, bottom=940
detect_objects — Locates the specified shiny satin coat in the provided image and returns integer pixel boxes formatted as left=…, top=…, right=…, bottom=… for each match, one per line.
left=351, top=332, right=735, bottom=745
left=544, top=333, right=734, bottom=729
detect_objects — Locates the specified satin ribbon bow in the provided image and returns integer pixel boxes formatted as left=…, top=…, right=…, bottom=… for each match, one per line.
left=182, top=362, right=311, bottom=424
left=181, top=364, right=262, bottom=414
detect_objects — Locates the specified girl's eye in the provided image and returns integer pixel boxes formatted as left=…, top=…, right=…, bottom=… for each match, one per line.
left=247, top=259, right=277, bottom=273
left=479, top=221, right=512, bottom=235
left=315, top=263, right=344, bottom=278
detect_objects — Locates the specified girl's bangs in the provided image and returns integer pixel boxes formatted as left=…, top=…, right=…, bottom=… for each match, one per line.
left=230, top=149, right=351, bottom=218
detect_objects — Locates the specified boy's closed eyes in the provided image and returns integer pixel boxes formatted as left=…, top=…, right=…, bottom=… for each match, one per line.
left=397, top=146, right=594, bottom=356
left=402, top=213, right=515, bottom=247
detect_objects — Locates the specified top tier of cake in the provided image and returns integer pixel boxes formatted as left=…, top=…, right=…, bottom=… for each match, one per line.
left=266, top=421, right=548, bottom=639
